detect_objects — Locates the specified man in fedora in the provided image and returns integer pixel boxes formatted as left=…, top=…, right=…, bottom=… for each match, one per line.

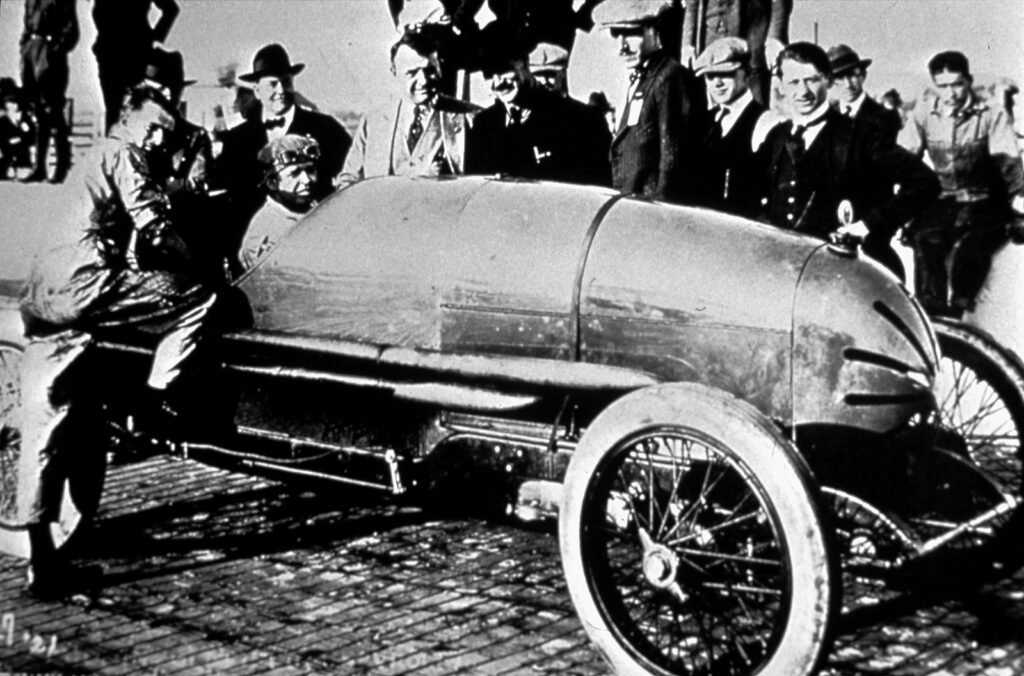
left=596, top=0, right=704, bottom=203
left=828, top=43, right=901, bottom=143
left=339, top=29, right=479, bottom=184
left=692, top=37, right=775, bottom=218
left=219, top=43, right=350, bottom=253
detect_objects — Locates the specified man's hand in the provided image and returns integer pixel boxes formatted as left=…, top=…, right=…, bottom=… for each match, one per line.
left=836, top=220, right=869, bottom=241
left=765, top=38, right=786, bottom=72
left=680, top=45, right=697, bottom=69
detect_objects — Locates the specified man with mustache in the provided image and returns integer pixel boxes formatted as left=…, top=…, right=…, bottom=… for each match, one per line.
left=465, top=27, right=611, bottom=186
left=219, top=43, right=350, bottom=263
left=757, top=42, right=939, bottom=277
left=596, top=0, right=703, bottom=203
left=339, top=29, right=480, bottom=184
left=827, top=44, right=901, bottom=144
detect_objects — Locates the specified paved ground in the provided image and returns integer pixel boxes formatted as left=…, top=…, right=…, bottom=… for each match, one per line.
left=0, top=453, right=1022, bottom=676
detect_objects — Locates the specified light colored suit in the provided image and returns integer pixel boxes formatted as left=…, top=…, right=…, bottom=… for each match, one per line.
left=339, top=94, right=480, bottom=184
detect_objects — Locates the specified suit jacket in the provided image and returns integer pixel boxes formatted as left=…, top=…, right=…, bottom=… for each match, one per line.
left=835, top=96, right=902, bottom=145
left=693, top=98, right=767, bottom=218
left=339, top=94, right=479, bottom=184
left=465, top=87, right=611, bottom=186
left=683, top=0, right=791, bottom=66
left=610, top=52, right=701, bottom=203
left=758, top=108, right=939, bottom=244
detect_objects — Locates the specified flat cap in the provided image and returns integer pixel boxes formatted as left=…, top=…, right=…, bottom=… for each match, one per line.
left=594, top=0, right=675, bottom=29
left=529, top=43, right=569, bottom=72
left=694, top=37, right=751, bottom=76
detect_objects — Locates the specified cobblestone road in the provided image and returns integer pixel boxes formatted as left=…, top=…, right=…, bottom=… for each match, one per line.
left=0, top=455, right=1022, bottom=675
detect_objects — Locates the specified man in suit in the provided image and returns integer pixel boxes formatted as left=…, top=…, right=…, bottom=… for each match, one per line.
left=682, top=0, right=791, bottom=106
left=219, top=43, right=351, bottom=251
left=465, top=29, right=611, bottom=186
left=827, top=44, right=902, bottom=144
left=758, top=42, right=938, bottom=277
left=339, top=29, right=479, bottom=184
left=596, top=0, right=703, bottom=203
left=692, top=37, right=775, bottom=218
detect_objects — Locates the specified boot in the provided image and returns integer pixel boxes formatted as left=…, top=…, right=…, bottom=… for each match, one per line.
left=25, top=523, right=101, bottom=600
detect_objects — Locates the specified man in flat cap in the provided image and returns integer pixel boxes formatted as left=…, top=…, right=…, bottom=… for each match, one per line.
left=465, top=26, right=611, bottom=186
left=529, top=42, right=570, bottom=98
left=757, top=42, right=939, bottom=278
left=692, top=36, right=777, bottom=217
left=240, top=135, right=320, bottom=270
left=219, top=43, right=351, bottom=262
left=339, top=29, right=479, bottom=184
left=682, top=0, right=790, bottom=106
left=898, top=50, right=1024, bottom=315
left=596, top=0, right=703, bottom=203
left=828, top=44, right=901, bottom=144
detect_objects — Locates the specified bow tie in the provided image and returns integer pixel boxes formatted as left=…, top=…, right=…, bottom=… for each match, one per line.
left=263, top=117, right=286, bottom=130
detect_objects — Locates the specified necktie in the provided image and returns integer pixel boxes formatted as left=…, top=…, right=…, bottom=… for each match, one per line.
left=263, top=117, right=285, bottom=130
left=628, top=67, right=643, bottom=86
left=707, top=106, right=728, bottom=143
left=407, top=105, right=424, bottom=152
left=843, top=104, right=854, bottom=117
left=786, top=123, right=807, bottom=162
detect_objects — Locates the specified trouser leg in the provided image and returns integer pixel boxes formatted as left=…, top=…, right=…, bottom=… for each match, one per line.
left=15, top=330, right=91, bottom=526
left=146, top=292, right=217, bottom=391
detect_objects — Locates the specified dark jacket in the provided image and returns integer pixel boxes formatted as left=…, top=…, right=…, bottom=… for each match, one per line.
left=466, top=86, right=611, bottom=186
left=683, top=0, right=791, bottom=58
left=837, top=96, right=902, bottom=145
left=693, top=98, right=766, bottom=218
left=610, top=52, right=701, bottom=203
left=21, top=0, right=79, bottom=54
left=758, top=107, right=939, bottom=247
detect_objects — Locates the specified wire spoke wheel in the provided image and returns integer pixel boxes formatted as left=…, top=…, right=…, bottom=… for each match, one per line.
left=561, top=385, right=835, bottom=676
left=933, top=319, right=1024, bottom=498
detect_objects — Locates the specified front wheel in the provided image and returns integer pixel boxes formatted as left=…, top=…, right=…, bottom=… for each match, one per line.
left=560, top=383, right=837, bottom=676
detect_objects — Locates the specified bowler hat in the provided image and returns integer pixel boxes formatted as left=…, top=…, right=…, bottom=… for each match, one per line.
left=694, top=37, right=751, bottom=76
left=144, top=47, right=197, bottom=91
left=827, top=44, right=872, bottom=77
left=594, top=0, right=675, bottom=30
left=529, top=43, right=569, bottom=73
left=239, top=43, right=305, bottom=83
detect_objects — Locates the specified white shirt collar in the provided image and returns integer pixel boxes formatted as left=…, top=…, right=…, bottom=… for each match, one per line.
left=841, top=92, right=867, bottom=117
left=791, top=100, right=830, bottom=149
left=714, top=90, right=754, bottom=136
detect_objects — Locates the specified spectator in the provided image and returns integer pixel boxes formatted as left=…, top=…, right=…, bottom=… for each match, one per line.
left=218, top=43, right=351, bottom=254
left=240, top=135, right=320, bottom=270
left=757, top=42, right=939, bottom=278
left=466, top=30, right=611, bottom=185
left=92, top=0, right=179, bottom=132
left=827, top=44, right=902, bottom=144
left=339, top=29, right=479, bottom=184
left=595, top=0, right=703, bottom=203
left=691, top=37, right=776, bottom=218
left=529, top=42, right=570, bottom=97
left=17, top=86, right=218, bottom=599
left=682, top=0, right=791, bottom=106
left=898, top=50, right=1024, bottom=315
left=20, top=0, right=79, bottom=183
left=0, top=86, right=36, bottom=180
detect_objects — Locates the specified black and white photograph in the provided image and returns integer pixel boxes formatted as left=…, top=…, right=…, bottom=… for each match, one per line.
left=0, top=0, right=1023, bottom=674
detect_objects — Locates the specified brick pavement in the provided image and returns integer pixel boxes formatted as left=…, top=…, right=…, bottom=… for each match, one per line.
left=0, top=455, right=1023, bottom=675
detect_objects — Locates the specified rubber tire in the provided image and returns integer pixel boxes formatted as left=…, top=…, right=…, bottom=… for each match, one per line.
left=0, top=342, right=107, bottom=558
left=932, top=317, right=1024, bottom=497
left=560, top=383, right=838, bottom=676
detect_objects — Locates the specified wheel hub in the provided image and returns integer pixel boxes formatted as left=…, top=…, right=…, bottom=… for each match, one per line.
left=642, top=543, right=679, bottom=589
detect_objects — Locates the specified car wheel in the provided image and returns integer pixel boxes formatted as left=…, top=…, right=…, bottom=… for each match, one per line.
left=560, top=383, right=837, bottom=676
left=0, top=342, right=106, bottom=558
left=932, top=317, right=1024, bottom=498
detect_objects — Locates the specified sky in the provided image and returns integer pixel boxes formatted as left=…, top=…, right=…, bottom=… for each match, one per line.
left=1, top=0, right=1022, bottom=124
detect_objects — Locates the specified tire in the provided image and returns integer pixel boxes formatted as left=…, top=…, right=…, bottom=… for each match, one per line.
left=560, top=383, right=838, bottom=676
left=0, top=342, right=107, bottom=558
left=932, top=317, right=1024, bottom=498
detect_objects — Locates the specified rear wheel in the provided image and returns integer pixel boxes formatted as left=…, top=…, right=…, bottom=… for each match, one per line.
left=560, top=384, right=837, bottom=676
left=0, top=343, right=106, bottom=558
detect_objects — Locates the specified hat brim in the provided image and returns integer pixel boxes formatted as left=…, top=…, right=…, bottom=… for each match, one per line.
left=832, top=58, right=872, bottom=76
left=238, top=63, right=305, bottom=83
left=696, top=63, right=743, bottom=76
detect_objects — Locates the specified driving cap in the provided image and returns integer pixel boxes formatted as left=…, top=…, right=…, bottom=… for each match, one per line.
left=144, top=47, right=197, bottom=91
left=529, top=43, right=569, bottom=73
left=239, top=43, right=305, bottom=83
left=827, top=44, right=872, bottom=77
left=594, top=0, right=675, bottom=29
left=694, top=37, right=751, bottom=76
left=258, top=134, right=320, bottom=173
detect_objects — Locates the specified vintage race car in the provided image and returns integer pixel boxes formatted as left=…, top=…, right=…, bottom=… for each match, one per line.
left=1, top=176, right=1022, bottom=676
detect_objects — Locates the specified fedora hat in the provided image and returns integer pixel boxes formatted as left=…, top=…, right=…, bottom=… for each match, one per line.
left=239, top=43, right=305, bottom=83
left=144, top=47, right=197, bottom=91
left=827, top=44, right=872, bottom=76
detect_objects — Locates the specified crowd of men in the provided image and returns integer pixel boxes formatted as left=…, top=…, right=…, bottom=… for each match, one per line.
left=9, top=0, right=1024, bottom=599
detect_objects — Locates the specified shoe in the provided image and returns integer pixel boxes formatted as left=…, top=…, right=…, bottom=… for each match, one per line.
left=26, top=561, right=103, bottom=600
left=19, top=170, right=46, bottom=183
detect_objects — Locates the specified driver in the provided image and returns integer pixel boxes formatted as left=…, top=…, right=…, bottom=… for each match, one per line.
left=17, top=85, right=218, bottom=598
